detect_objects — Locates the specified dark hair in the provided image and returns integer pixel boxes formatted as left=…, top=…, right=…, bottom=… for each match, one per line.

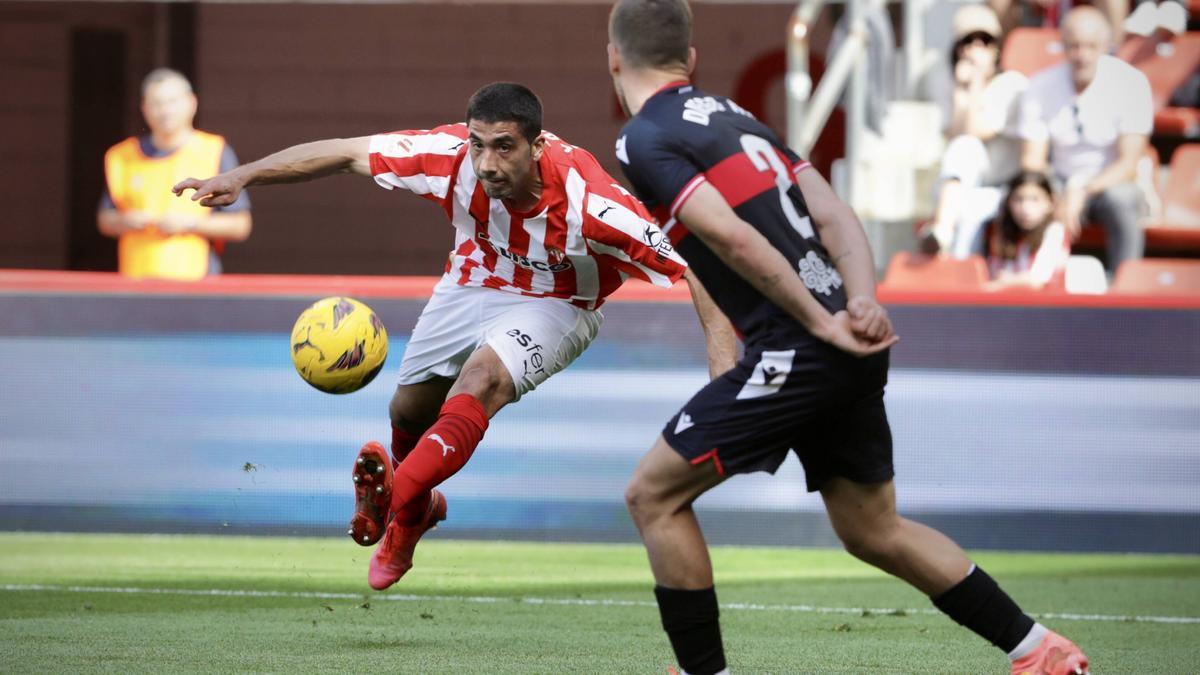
left=610, top=0, right=692, bottom=69
left=465, top=82, right=543, bottom=143
left=993, top=171, right=1056, bottom=261
left=950, top=31, right=1000, bottom=69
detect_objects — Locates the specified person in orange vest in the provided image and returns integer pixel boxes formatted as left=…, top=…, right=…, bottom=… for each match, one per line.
left=98, top=68, right=251, bottom=280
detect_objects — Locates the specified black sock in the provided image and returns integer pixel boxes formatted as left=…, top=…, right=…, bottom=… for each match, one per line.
left=654, top=585, right=727, bottom=675
left=932, top=565, right=1035, bottom=653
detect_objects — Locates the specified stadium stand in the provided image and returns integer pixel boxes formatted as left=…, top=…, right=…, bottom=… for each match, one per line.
left=1145, top=143, right=1200, bottom=252
left=992, top=25, right=1200, bottom=258
left=1111, top=257, right=1200, bottom=293
left=880, top=251, right=989, bottom=291
left=998, top=27, right=1064, bottom=76
left=1118, top=32, right=1200, bottom=138
left=999, top=27, right=1200, bottom=138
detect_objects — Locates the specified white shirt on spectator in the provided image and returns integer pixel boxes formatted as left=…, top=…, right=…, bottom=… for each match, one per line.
left=938, top=71, right=1028, bottom=184
left=989, top=222, right=1070, bottom=286
left=1018, top=55, right=1153, bottom=183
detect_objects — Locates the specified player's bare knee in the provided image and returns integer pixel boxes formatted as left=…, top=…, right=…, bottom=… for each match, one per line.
left=840, top=533, right=883, bottom=564
left=453, top=363, right=511, bottom=409
left=837, top=521, right=901, bottom=565
left=624, top=475, right=665, bottom=525
left=390, top=409, right=431, bottom=436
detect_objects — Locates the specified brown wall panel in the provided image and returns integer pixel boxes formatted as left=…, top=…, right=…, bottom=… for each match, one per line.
left=0, top=2, right=795, bottom=275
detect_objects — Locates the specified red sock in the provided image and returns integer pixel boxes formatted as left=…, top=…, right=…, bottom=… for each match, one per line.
left=391, top=425, right=422, bottom=468
left=390, top=394, right=489, bottom=521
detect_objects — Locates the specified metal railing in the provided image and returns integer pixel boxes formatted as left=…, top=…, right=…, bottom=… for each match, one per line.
left=786, top=0, right=882, bottom=210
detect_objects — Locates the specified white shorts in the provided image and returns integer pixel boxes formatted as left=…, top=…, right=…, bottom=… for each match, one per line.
left=396, top=276, right=603, bottom=401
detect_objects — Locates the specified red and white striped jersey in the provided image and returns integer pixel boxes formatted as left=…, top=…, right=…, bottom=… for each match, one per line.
left=368, top=123, right=686, bottom=309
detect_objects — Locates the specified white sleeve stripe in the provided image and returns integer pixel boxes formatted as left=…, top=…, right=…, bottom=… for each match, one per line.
left=369, top=132, right=465, bottom=159
left=585, top=238, right=673, bottom=288
left=670, top=175, right=708, bottom=218
left=564, top=169, right=589, bottom=256
left=586, top=196, right=651, bottom=240
left=373, top=172, right=451, bottom=200
left=585, top=197, right=685, bottom=267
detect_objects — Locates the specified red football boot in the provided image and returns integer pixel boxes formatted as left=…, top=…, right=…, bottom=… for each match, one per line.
left=347, top=441, right=392, bottom=546
left=1011, top=631, right=1090, bottom=675
left=367, top=489, right=447, bottom=590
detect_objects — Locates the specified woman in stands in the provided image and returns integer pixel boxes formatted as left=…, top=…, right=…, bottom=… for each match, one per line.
left=986, top=171, right=1071, bottom=290
left=920, top=5, right=1028, bottom=259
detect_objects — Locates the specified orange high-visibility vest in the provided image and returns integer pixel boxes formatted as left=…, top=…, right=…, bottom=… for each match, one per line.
left=104, top=130, right=226, bottom=280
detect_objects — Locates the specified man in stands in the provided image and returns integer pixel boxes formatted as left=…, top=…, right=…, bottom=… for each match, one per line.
left=1018, top=6, right=1154, bottom=271
left=174, top=82, right=686, bottom=590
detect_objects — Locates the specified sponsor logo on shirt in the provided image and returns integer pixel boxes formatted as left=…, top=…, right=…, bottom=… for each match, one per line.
left=798, top=251, right=843, bottom=296
left=478, top=232, right=573, bottom=272
left=641, top=224, right=676, bottom=262
left=682, top=96, right=755, bottom=126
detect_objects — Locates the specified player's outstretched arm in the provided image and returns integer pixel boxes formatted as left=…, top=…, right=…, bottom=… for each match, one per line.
left=684, top=269, right=738, bottom=379
left=795, top=168, right=895, bottom=343
left=172, top=137, right=373, bottom=207
left=677, top=182, right=895, bottom=357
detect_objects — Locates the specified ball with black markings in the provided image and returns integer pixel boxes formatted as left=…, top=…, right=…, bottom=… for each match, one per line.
left=290, top=296, right=388, bottom=394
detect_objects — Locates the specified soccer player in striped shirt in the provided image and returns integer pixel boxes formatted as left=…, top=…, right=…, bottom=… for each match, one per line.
left=174, top=82, right=686, bottom=591
left=606, top=2, right=1088, bottom=674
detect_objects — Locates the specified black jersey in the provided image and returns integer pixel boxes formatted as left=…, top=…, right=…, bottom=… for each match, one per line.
left=617, top=83, right=847, bottom=349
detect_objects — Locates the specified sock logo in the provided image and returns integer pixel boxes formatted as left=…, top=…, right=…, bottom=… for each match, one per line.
left=428, top=433, right=456, bottom=458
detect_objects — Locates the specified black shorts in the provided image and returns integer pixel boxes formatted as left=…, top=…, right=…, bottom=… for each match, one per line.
left=662, top=341, right=893, bottom=492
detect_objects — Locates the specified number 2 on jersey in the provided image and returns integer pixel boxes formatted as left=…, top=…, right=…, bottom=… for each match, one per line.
left=739, top=134, right=815, bottom=239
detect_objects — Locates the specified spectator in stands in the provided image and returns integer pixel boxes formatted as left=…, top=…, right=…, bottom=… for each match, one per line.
left=986, top=171, right=1071, bottom=289
left=988, top=0, right=1130, bottom=41
left=1017, top=6, right=1152, bottom=271
left=921, top=4, right=1028, bottom=258
left=98, top=68, right=251, bottom=280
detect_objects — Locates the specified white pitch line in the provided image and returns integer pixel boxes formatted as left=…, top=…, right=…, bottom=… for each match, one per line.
left=3, top=584, right=1199, bottom=625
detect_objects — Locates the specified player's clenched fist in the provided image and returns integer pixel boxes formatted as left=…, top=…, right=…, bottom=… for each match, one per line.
left=816, top=310, right=898, bottom=358
left=847, top=295, right=895, bottom=344
left=172, top=172, right=245, bottom=208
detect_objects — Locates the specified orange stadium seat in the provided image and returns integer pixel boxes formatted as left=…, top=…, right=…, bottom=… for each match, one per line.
left=1144, top=144, right=1200, bottom=252
left=1111, top=258, right=1200, bottom=293
left=880, top=251, right=989, bottom=291
left=1000, top=28, right=1064, bottom=76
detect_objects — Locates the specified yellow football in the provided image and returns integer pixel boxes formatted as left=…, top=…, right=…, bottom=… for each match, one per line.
left=290, top=297, right=388, bottom=394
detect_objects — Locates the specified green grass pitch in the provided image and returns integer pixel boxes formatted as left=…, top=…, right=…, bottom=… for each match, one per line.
left=1, top=532, right=1197, bottom=673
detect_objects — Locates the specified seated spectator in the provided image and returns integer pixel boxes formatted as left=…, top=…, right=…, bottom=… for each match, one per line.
left=988, top=0, right=1131, bottom=41
left=1017, top=6, right=1152, bottom=271
left=921, top=4, right=1028, bottom=258
left=986, top=171, right=1071, bottom=289
left=98, top=68, right=251, bottom=280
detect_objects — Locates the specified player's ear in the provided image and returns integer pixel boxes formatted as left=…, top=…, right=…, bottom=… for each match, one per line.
left=686, top=47, right=697, bottom=75
left=607, top=43, right=621, bottom=77
left=530, top=133, right=546, bottom=160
